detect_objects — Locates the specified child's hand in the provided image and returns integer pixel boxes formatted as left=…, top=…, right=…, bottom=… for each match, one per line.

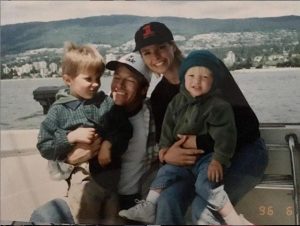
left=208, top=159, right=223, bottom=183
left=66, top=137, right=102, bottom=165
left=67, top=127, right=96, bottom=144
left=98, top=140, right=112, bottom=167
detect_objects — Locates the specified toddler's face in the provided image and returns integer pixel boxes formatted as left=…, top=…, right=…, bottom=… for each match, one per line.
left=65, top=69, right=101, bottom=99
left=184, top=66, right=213, bottom=97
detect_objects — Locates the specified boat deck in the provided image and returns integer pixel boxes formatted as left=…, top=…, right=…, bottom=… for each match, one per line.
left=1, top=130, right=67, bottom=222
left=1, top=124, right=299, bottom=225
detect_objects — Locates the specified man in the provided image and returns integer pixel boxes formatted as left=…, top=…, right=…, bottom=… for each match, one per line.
left=30, top=52, right=159, bottom=224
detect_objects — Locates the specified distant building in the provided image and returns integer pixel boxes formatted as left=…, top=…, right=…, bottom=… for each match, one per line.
left=266, top=54, right=286, bottom=66
left=3, top=65, right=11, bottom=74
left=253, top=56, right=263, bottom=62
left=40, top=68, right=49, bottom=78
left=49, top=63, right=58, bottom=73
left=223, top=51, right=236, bottom=68
left=33, top=61, right=47, bottom=71
left=105, top=53, right=117, bottom=76
left=21, top=63, right=33, bottom=74
left=105, top=53, right=116, bottom=63
left=174, top=35, right=186, bottom=42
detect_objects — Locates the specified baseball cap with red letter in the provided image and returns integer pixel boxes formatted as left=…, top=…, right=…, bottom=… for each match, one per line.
left=133, top=22, right=174, bottom=51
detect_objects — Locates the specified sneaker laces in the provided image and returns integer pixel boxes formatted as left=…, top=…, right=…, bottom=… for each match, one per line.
left=133, top=199, right=151, bottom=210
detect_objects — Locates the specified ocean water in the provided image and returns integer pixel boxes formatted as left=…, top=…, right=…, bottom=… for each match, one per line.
left=1, top=68, right=300, bottom=130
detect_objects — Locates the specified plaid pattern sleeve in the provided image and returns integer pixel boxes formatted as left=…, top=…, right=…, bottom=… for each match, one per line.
left=144, top=100, right=159, bottom=168
left=37, top=105, right=73, bottom=161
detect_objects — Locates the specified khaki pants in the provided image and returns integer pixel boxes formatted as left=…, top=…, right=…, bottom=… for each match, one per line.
left=63, top=167, right=125, bottom=224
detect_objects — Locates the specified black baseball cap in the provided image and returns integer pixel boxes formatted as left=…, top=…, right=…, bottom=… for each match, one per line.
left=134, top=22, right=174, bottom=51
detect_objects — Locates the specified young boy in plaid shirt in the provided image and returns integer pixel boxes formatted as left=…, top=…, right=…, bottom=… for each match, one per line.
left=37, top=42, right=132, bottom=182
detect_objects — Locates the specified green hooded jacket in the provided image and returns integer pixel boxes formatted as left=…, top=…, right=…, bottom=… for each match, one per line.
left=159, top=86, right=237, bottom=167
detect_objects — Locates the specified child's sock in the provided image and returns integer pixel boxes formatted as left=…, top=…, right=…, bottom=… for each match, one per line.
left=223, top=209, right=242, bottom=225
left=145, top=190, right=160, bottom=204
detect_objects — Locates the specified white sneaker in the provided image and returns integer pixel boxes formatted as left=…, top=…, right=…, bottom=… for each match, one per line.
left=239, top=214, right=254, bottom=225
left=118, top=199, right=155, bottom=224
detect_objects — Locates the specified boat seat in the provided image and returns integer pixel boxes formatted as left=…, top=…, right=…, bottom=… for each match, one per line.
left=236, top=124, right=300, bottom=225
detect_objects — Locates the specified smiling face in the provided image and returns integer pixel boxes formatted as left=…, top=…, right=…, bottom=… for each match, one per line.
left=184, top=66, right=214, bottom=97
left=140, top=42, right=176, bottom=75
left=111, top=64, right=148, bottom=112
left=63, top=68, right=101, bottom=100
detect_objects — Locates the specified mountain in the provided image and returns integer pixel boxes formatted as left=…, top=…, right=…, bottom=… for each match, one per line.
left=1, top=15, right=300, bottom=56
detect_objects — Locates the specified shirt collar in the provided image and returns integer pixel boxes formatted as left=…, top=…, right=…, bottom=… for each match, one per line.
left=64, top=100, right=83, bottom=110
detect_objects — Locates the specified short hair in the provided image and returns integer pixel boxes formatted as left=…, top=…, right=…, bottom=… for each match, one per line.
left=62, top=42, right=105, bottom=77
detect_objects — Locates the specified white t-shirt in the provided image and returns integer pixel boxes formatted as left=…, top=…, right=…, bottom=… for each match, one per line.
left=118, top=105, right=148, bottom=195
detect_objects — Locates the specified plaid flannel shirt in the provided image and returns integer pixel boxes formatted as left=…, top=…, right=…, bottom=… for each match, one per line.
left=37, top=91, right=121, bottom=160
left=143, top=99, right=160, bottom=169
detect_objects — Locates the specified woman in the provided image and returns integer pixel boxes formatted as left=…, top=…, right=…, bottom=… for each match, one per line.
left=134, top=21, right=269, bottom=224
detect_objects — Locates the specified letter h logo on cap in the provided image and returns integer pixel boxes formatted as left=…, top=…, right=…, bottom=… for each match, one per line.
left=142, top=24, right=155, bottom=39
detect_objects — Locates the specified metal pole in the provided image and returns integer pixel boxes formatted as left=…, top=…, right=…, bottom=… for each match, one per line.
left=287, top=134, right=299, bottom=225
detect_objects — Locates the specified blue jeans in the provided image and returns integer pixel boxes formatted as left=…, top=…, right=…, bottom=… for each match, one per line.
left=150, top=164, right=194, bottom=190
left=30, top=198, right=75, bottom=224
left=152, top=154, right=228, bottom=210
left=155, top=138, right=268, bottom=224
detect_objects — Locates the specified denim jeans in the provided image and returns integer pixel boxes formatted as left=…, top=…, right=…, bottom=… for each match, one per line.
left=30, top=198, right=75, bottom=224
left=193, top=155, right=228, bottom=212
left=150, top=164, right=194, bottom=190
left=152, top=153, right=228, bottom=210
left=156, top=177, right=195, bottom=224
left=155, top=138, right=268, bottom=224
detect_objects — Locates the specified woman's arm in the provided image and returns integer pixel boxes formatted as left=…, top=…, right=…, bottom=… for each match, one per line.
left=162, top=135, right=204, bottom=166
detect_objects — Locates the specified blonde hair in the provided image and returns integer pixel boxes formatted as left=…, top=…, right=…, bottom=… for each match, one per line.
left=169, top=41, right=184, bottom=64
left=151, top=41, right=184, bottom=78
left=62, top=42, right=105, bottom=77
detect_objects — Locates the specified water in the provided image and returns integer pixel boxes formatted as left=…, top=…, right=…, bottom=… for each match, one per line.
left=1, top=68, right=300, bottom=130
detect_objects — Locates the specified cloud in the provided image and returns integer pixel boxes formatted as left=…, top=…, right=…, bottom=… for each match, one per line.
left=1, top=1, right=300, bottom=25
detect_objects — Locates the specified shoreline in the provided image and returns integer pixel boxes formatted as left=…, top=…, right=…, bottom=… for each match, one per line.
left=1, top=67, right=300, bottom=81
left=233, top=67, right=300, bottom=73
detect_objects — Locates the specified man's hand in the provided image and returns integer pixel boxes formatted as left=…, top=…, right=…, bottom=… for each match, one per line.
left=66, top=137, right=101, bottom=165
left=164, top=136, right=204, bottom=166
left=67, top=127, right=97, bottom=144
left=207, top=159, right=223, bottom=182
left=98, top=140, right=112, bottom=167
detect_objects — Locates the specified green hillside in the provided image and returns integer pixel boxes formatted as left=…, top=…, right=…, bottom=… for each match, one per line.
left=1, top=15, right=300, bottom=56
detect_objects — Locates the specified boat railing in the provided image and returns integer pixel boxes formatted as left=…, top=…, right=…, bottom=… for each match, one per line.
left=287, top=133, right=300, bottom=224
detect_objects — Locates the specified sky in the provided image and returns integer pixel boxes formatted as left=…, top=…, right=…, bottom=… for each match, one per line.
left=1, top=1, right=300, bottom=25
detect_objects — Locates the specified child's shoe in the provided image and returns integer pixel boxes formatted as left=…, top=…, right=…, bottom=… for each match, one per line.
left=118, top=199, right=155, bottom=224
